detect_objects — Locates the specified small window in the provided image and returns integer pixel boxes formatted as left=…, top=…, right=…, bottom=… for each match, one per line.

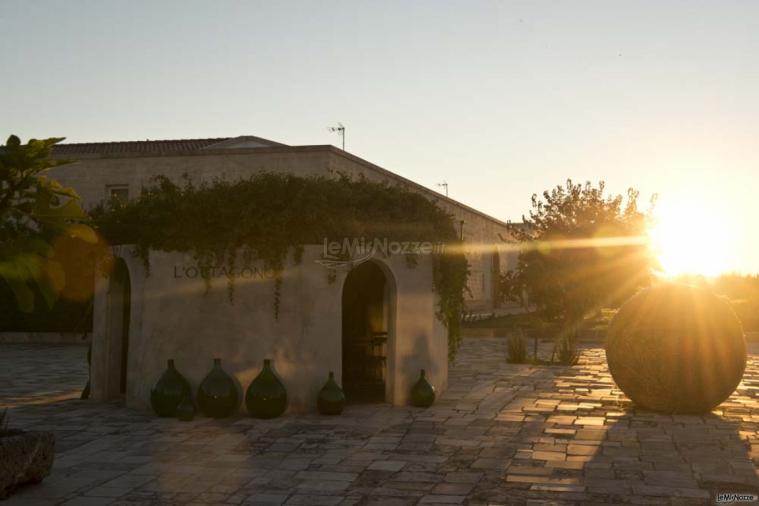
left=107, top=185, right=129, bottom=203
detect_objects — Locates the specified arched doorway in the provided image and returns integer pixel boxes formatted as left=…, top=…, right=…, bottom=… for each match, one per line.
left=491, top=248, right=501, bottom=308
left=342, top=261, right=393, bottom=402
left=107, top=258, right=131, bottom=397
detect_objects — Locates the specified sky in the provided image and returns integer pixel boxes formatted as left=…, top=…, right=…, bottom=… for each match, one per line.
left=2, top=1, right=758, bottom=273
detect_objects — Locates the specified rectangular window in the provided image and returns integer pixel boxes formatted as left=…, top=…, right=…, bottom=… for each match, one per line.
left=106, top=185, right=129, bottom=203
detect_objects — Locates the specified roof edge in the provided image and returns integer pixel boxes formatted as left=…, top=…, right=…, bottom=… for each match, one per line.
left=326, top=147, right=511, bottom=229
left=55, top=143, right=511, bottom=228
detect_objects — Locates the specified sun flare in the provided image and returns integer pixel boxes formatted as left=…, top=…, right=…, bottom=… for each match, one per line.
left=648, top=200, right=734, bottom=277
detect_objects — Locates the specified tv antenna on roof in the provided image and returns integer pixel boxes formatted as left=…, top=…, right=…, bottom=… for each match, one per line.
left=437, top=181, right=449, bottom=197
left=328, top=123, right=345, bottom=150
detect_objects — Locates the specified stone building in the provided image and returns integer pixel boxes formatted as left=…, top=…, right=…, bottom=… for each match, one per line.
left=51, top=136, right=515, bottom=312
left=92, top=245, right=448, bottom=412
left=48, top=136, right=517, bottom=412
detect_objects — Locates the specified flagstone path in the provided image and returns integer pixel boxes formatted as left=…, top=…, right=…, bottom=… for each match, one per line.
left=1, top=338, right=757, bottom=505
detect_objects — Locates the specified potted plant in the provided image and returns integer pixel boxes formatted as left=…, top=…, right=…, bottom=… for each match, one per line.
left=0, top=410, right=55, bottom=499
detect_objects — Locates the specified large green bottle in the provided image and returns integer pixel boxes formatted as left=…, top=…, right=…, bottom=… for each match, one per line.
left=317, top=371, right=345, bottom=415
left=410, top=369, right=436, bottom=408
left=197, top=358, right=239, bottom=418
left=150, top=359, right=191, bottom=417
left=245, top=359, right=288, bottom=419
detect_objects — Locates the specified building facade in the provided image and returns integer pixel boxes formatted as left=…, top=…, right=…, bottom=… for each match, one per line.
left=51, top=136, right=516, bottom=312
left=91, top=245, right=447, bottom=412
left=48, top=136, right=518, bottom=412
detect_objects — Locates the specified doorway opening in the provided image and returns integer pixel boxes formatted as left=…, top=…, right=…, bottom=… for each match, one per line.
left=491, top=248, right=501, bottom=308
left=107, top=258, right=131, bottom=396
left=341, top=261, right=392, bottom=402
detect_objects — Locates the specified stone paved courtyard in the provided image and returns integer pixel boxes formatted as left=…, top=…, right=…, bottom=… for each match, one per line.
left=1, top=337, right=758, bottom=505
left=0, top=344, right=89, bottom=407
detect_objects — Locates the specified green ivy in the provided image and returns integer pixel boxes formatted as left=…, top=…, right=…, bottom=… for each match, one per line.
left=91, top=173, right=469, bottom=360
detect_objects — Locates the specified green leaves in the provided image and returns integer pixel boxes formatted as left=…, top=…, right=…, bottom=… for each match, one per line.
left=92, top=173, right=471, bottom=359
left=5, top=135, right=20, bottom=149
left=0, top=135, right=93, bottom=312
left=504, top=179, right=654, bottom=331
left=0, top=250, right=54, bottom=313
left=93, top=173, right=464, bottom=262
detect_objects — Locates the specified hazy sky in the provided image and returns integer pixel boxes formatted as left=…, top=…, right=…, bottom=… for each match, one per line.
left=3, top=1, right=758, bottom=273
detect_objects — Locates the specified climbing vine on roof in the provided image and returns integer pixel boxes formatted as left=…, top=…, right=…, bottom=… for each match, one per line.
left=91, top=173, right=470, bottom=360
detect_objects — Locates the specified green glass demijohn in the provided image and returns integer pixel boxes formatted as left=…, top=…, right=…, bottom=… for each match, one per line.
left=410, top=369, right=436, bottom=408
left=197, top=358, right=239, bottom=418
left=150, top=359, right=191, bottom=417
left=245, top=359, right=287, bottom=419
left=317, top=371, right=345, bottom=415
left=176, top=393, right=195, bottom=422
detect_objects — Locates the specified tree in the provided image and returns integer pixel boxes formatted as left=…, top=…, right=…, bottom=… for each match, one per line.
left=0, top=135, right=95, bottom=312
left=501, top=180, right=655, bottom=339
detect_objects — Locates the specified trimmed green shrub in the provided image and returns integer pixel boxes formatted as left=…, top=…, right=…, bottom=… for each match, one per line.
left=730, top=299, right=759, bottom=332
left=606, top=283, right=746, bottom=413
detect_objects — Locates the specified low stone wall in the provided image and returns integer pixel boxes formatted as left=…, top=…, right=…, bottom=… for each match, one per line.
left=461, top=328, right=608, bottom=343
left=0, top=332, right=90, bottom=344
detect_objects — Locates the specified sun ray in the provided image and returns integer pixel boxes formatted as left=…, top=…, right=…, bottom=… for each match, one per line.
left=648, top=200, right=735, bottom=277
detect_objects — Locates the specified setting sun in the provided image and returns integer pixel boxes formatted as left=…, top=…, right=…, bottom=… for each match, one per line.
left=649, top=200, right=735, bottom=277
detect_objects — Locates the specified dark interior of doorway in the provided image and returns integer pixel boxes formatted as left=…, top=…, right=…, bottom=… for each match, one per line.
left=342, top=261, right=387, bottom=402
left=112, top=258, right=131, bottom=395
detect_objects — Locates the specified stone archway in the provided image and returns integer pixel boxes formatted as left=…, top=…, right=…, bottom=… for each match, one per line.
left=491, top=247, right=501, bottom=308
left=106, top=257, right=131, bottom=397
left=341, top=260, right=396, bottom=402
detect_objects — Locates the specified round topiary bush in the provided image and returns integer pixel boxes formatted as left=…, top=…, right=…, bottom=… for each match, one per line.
left=606, top=283, right=746, bottom=414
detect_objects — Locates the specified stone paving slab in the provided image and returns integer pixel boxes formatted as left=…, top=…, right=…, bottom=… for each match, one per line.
left=1, top=338, right=757, bottom=505
left=0, top=343, right=88, bottom=407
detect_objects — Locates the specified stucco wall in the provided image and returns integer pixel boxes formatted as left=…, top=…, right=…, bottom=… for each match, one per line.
left=49, top=146, right=515, bottom=311
left=90, top=245, right=448, bottom=413
left=327, top=151, right=515, bottom=310
left=49, top=149, right=333, bottom=208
